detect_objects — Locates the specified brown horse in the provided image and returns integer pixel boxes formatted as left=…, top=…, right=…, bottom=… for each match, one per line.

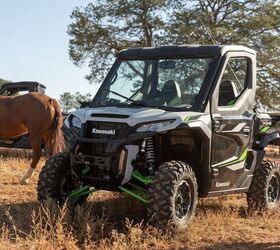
left=0, top=92, right=65, bottom=184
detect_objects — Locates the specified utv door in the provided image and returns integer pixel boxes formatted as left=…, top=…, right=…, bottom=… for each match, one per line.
left=209, top=52, right=256, bottom=193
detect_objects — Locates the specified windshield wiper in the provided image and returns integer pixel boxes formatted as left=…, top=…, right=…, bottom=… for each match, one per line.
left=107, top=90, right=150, bottom=107
left=158, top=105, right=192, bottom=111
left=107, top=90, right=133, bottom=102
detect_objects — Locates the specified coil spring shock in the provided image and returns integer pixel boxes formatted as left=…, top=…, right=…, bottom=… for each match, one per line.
left=145, top=137, right=155, bottom=175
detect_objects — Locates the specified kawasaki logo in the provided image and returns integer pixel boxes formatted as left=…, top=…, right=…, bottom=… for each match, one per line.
left=215, top=181, right=230, bottom=188
left=92, top=128, right=116, bottom=135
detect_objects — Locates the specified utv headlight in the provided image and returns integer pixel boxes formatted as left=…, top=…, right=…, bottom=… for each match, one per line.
left=136, top=120, right=175, bottom=132
left=71, top=116, right=82, bottom=129
left=68, top=115, right=82, bottom=135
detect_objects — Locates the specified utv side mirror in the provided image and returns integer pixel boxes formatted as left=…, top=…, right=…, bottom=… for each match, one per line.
left=78, top=101, right=91, bottom=108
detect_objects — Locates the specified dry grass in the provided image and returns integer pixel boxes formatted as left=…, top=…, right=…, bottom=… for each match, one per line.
left=1, top=148, right=280, bottom=249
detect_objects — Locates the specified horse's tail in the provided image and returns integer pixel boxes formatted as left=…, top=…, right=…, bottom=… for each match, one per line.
left=47, top=98, right=65, bottom=156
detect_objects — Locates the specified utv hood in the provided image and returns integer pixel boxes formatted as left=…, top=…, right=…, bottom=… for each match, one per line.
left=69, top=106, right=204, bottom=132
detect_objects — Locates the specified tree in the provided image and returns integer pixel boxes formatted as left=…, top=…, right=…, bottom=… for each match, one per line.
left=68, top=0, right=280, bottom=110
left=68, top=0, right=169, bottom=84
left=0, top=78, right=9, bottom=86
left=59, top=91, right=93, bottom=113
left=170, top=0, right=280, bottom=110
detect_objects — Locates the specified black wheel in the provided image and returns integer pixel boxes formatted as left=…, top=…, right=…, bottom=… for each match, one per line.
left=247, top=160, right=280, bottom=211
left=37, top=152, right=87, bottom=206
left=147, top=161, right=198, bottom=230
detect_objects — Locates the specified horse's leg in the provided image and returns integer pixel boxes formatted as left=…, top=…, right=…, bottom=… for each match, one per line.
left=20, top=136, right=43, bottom=184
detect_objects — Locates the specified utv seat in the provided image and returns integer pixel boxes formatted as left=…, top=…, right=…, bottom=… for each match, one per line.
left=160, top=80, right=182, bottom=105
left=218, top=80, right=237, bottom=106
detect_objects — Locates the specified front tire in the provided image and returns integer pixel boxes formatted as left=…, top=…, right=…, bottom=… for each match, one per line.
left=37, top=152, right=87, bottom=206
left=247, top=160, right=280, bottom=211
left=147, top=161, right=198, bottom=230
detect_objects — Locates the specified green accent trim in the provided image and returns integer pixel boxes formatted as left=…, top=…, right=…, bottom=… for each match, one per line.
left=132, top=170, right=152, bottom=185
left=184, top=116, right=191, bottom=122
left=169, top=96, right=182, bottom=106
left=260, top=126, right=271, bottom=133
left=118, top=186, right=148, bottom=203
left=218, top=149, right=248, bottom=167
left=227, top=99, right=236, bottom=106
left=82, top=165, right=90, bottom=175
left=69, top=185, right=96, bottom=199
left=184, top=114, right=202, bottom=122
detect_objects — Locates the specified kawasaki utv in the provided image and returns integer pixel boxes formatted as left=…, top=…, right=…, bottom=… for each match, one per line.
left=37, top=45, right=280, bottom=230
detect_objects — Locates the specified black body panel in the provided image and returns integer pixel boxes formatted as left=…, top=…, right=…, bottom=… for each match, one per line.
left=0, top=81, right=46, bottom=95
left=117, top=45, right=222, bottom=60
left=0, top=135, right=31, bottom=149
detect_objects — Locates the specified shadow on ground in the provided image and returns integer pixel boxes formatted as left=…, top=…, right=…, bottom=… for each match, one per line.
left=0, top=148, right=32, bottom=160
left=1, top=193, right=279, bottom=249
left=0, top=193, right=146, bottom=240
left=204, top=241, right=280, bottom=250
left=1, top=194, right=249, bottom=236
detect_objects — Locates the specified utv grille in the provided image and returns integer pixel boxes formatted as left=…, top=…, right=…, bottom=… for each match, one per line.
left=77, top=142, right=107, bottom=155
left=84, top=121, right=129, bottom=140
left=91, top=113, right=129, bottom=119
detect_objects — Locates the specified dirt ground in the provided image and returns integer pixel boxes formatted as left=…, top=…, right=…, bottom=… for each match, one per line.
left=0, top=148, right=280, bottom=250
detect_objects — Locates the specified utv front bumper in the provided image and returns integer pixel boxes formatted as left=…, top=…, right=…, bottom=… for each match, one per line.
left=62, top=124, right=156, bottom=189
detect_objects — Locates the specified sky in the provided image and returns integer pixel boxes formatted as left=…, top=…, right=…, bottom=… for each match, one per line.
left=0, top=1, right=101, bottom=99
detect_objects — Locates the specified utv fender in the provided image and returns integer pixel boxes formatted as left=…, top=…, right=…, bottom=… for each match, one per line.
left=186, top=121, right=211, bottom=140
left=178, top=120, right=212, bottom=140
left=258, top=132, right=280, bottom=148
left=177, top=120, right=212, bottom=197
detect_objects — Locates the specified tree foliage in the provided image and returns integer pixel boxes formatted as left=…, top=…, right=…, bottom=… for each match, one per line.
left=59, top=92, right=92, bottom=113
left=68, top=0, right=169, bottom=84
left=68, top=0, right=280, bottom=110
left=171, top=0, right=280, bottom=110
left=0, top=78, right=9, bottom=86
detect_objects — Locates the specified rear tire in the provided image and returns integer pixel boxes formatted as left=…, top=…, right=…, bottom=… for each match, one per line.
left=247, top=160, right=280, bottom=211
left=147, top=161, right=198, bottom=230
left=37, top=152, right=87, bottom=206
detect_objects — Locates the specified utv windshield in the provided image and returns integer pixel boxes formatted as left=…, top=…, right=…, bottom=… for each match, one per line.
left=93, top=58, right=213, bottom=111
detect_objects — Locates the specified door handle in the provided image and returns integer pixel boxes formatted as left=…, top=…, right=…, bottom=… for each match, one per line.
left=212, top=115, right=223, bottom=132
left=213, top=119, right=221, bottom=132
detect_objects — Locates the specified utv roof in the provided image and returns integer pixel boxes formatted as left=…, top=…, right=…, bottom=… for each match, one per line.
left=117, top=45, right=256, bottom=60
left=0, top=81, right=46, bottom=90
